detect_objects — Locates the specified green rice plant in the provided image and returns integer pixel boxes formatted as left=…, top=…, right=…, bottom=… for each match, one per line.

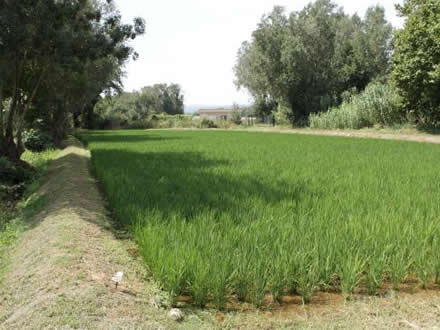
left=339, top=253, right=365, bottom=298
left=231, top=259, right=252, bottom=302
left=389, top=250, right=411, bottom=290
left=81, top=130, right=440, bottom=308
left=296, top=256, right=320, bottom=304
left=268, top=249, right=290, bottom=303
left=414, top=246, right=435, bottom=289
left=188, top=257, right=210, bottom=307
left=365, top=256, right=387, bottom=296
left=249, top=262, right=270, bottom=308
left=211, top=263, right=230, bottom=309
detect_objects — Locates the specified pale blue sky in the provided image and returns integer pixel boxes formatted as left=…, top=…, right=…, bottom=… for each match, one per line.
left=116, top=0, right=404, bottom=106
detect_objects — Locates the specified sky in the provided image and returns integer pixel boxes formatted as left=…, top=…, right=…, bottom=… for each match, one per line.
left=116, top=0, right=404, bottom=108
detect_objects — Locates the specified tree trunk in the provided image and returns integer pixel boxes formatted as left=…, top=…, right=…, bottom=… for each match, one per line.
left=51, top=102, right=67, bottom=148
left=73, top=110, right=81, bottom=128
left=0, top=86, right=4, bottom=140
left=1, top=92, right=21, bottom=161
left=0, top=87, right=5, bottom=158
left=82, top=96, right=99, bottom=129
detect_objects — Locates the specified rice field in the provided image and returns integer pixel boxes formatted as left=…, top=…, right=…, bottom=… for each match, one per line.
left=81, top=130, right=440, bottom=307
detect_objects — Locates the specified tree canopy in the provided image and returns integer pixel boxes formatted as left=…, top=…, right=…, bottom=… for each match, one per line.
left=234, top=0, right=393, bottom=123
left=0, top=0, right=145, bottom=160
left=391, top=0, right=440, bottom=126
left=94, top=84, right=185, bottom=128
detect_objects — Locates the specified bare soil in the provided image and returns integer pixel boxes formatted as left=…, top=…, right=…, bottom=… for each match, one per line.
left=1, top=135, right=440, bottom=329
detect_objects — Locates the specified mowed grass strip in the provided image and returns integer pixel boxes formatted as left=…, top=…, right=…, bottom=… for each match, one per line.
left=82, top=130, right=440, bottom=307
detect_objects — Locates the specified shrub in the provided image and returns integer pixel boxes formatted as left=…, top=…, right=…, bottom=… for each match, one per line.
left=231, top=110, right=242, bottom=125
left=0, top=157, right=31, bottom=185
left=126, top=114, right=197, bottom=129
left=216, top=120, right=239, bottom=129
left=22, top=129, right=53, bottom=152
left=274, top=103, right=292, bottom=126
left=200, top=118, right=217, bottom=128
left=310, top=82, right=403, bottom=129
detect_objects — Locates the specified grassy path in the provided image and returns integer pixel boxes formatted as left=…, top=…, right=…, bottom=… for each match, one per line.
left=248, top=127, right=440, bottom=144
left=1, top=136, right=440, bottom=329
left=0, top=138, right=174, bottom=329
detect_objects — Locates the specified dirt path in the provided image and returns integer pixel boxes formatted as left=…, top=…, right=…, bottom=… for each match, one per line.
left=246, top=127, right=440, bottom=144
left=1, top=136, right=440, bottom=329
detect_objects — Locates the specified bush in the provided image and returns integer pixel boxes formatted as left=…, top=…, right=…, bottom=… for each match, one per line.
left=22, top=129, right=53, bottom=152
left=0, top=157, right=31, bottom=186
left=215, top=120, right=238, bottom=129
left=231, top=110, right=242, bottom=125
left=200, top=118, right=217, bottom=128
left=124, top=114, right=197, bottom=129
left=274, top=103, right=292, bottom=126
left=309, top=82, right=404, bottom=129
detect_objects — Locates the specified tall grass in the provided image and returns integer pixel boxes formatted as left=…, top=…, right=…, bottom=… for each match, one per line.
left=83, top=130, right=440, bottom=306
left=310, top=82, right=403, bottom=129
left=1, top=149, right=57, bottom=258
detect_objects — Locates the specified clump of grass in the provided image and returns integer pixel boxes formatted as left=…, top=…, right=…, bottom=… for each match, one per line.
left=310, top=82, right=403, bottom=129
left=83, top=130, right=440, bottom=308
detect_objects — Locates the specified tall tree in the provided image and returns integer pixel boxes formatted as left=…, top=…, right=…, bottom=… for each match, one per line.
left=93, top=83, right=185, bottom=128
left=391, top=0, right=440, bottom=126
left=234, top=0, right=393, bottom=123
left=0, top=0, right=145, bottom=160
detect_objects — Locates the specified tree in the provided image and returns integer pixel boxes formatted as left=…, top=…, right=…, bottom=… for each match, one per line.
left=0, top=0, right=65, bottom=160
left=93, top=83, right=185, bottom=127
left=231, top=103, right=242, bottom=125
left=154, top=84, right=185, bottom=115
left=391, top=0, right=440, bottom=126
left=234, top=1, right=393, bottom=124
left=234, top=7, right=287, bottom=113
left=0, top=0, right=145, bottom=160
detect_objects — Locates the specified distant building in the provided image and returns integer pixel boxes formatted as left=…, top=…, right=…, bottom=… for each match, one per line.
left=198, top=109, right=233, bottom=121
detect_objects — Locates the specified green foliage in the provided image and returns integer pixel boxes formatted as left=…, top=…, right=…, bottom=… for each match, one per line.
left=0, top=0, right=145, bottom=159
left=309, top=82, right=403, bottom=129
left=82, top=130, right=440, bottom=307
left=231, top=108, right=242, bottom=125
left=22, top=129, right=53, bottom=152
left=235, top=1, right=393, bottom=122
left=93, top=84, right=185, bottom=128
left=274, top=103, right=292, bottom=126
left=1, top=148, right=55, bottom=278
left=152, top=114, right=195, bottom=129
left=0, top=157, right=31, bottom=186
left=200, top=118, right=217, bottom=128
left=391, top=0, right=440, bottom=126
left=21, top=149, right=58, bottom=173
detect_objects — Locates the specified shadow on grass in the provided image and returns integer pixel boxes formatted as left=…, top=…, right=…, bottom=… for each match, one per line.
left=89, top=148, right=305, bottom=227
left=79, top=130, right=188, bottom=146
left=11, top=136, right=305, bottom=245
left=417, top=126, right=440, bottom=135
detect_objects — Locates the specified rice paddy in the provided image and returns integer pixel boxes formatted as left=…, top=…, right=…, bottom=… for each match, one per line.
left=81, top=130, right=440, bottom=307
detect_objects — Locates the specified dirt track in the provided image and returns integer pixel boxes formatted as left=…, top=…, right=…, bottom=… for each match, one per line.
left=247, top=127, right=440, bottom=144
